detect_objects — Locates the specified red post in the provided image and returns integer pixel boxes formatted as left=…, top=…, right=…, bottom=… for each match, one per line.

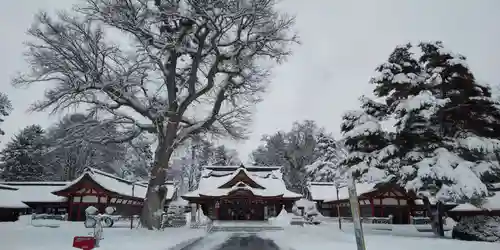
left=77, top=196, right=82, bottom=221
left=68, top=196, right=73, bottom=221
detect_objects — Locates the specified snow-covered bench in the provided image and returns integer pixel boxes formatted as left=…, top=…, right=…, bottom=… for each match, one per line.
left=409, top=216, right=448, bottom=225
left=85, top=214, right=141, bottom=228
left=30, top=213, right=68, bottom=228
left=332, top=216, right=393, bottom=224
left=409, top=216, right=451, bottom=232
left=290, top=216, right=306, bottom=226
left=31, top=213, right=67, bottom=221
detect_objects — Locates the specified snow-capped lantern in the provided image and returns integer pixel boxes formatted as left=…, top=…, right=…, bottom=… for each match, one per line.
left=105, top=206, right=116, bottom=215
left=292, top=203, right=301, bottom=216
left=85, top=206, right=98, bottom=215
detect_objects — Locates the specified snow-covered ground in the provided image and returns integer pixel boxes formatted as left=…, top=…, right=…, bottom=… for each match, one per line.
left=1, top=216, right=499, bottom=250
left=261, top=223, right=500, bottom=250
left=0, top=216, right=206, bottom=250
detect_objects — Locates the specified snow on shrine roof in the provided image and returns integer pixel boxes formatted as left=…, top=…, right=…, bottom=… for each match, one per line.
left=450, top=203, right=482, bottom=212
left=0, top=181, right=68, bottom=203
left=52, top=168, right=176, bottom=200
left=0, top=183, right=18, bottom=191
left=483, top=191, right=500, bottom=210
left=183, top=165, right=301, bottom=199
left=295, top=198, right=316, bottom=208
left=203, top=165, right=281, bottom=172
left=0, top=186, right=29, bottom=209
left=309, top=182, right=376, bottom=202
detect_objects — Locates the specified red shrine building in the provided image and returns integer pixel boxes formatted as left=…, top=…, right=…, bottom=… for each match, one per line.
left=0, top=168, right=177, bottom=221
left=52, top=168, right=176, bottom=221
left=182, top=165, right=302, bottom=221
left=308, top=181, right=457, bottom=224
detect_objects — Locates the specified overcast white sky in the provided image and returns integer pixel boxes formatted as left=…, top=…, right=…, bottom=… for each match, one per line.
left=1, top=0, right=500, bottom=162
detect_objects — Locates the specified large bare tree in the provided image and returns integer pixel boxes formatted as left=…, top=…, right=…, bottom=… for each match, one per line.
left=14, top=0, right=297, bottom=229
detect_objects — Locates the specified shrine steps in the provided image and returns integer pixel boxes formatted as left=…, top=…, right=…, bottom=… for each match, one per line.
left=207, top=221, right=284, bottom=233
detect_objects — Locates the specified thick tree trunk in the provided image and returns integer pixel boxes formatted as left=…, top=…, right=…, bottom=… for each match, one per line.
left=423, top=197, right=445, bottom=237
left=140, top=119, right=180, bottom=230
left=140, top=137, right=175, bottom=229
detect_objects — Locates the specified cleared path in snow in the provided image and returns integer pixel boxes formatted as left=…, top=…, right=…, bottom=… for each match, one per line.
left=176, top=233, right=282, bottom=250
left=214, top=234, right=281, bottom=250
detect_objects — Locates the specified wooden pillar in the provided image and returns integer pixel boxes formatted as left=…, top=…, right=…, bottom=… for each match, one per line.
left=76, top=196, right=83, bottom=221
left=67, top=195, right=73, bottom=220
left=380, top=200, right=384, bottom=217
left=397, top=198, right=401, bottom=224
left=97, top=194, right=101, bottom=214
left=215, top=200, right=220, bottom=220
left=370, top=197, right=375, bottom=217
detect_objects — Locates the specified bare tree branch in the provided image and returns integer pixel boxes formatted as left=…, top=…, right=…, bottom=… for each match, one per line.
left=14, top=0, right=298, bottom=229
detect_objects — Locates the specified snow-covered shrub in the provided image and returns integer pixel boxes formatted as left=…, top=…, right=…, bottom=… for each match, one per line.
left=453, top=216, right=500, bottom=242
left=104, top=206, right=116, bottom=215
left=85, top=206, right=98, bottom=215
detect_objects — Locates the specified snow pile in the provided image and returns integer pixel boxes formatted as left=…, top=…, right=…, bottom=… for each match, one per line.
left=453, top=216, right=500, bottom=242
left=269, top=207, right=293, bottom=227
left=295, top=198, right=321, bottom=217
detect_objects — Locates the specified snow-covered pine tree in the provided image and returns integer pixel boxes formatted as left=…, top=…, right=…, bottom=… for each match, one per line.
left=369, top=43, right=445, bottom=183
left=370, top=41, right=500, bottom=236
left=369, top=42, right=453, bottom=236
left=340, top=97, right=392, bottom=183
left=305, top=132, right=348, bottom=185
left=411, top=41, right=500, bottom=199
left=0, top=124, right=49, bottom=181
left=0, top=92, right=12, bottom=140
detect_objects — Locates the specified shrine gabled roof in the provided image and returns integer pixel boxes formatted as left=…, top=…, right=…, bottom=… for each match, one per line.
left=51, top=168, right=176, bottom=200
left=0, top=185, right=29, bottom=209
left=312, top=182, right=376, bottom=203
left=217, top=167, right=266, bottom=189
left=182, top=165, right=302, bottom=200
left=0, top=181, right=68, bottom=203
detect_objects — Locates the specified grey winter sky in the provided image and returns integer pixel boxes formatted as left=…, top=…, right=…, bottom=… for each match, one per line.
left=1, top=0, right=500, bottom=162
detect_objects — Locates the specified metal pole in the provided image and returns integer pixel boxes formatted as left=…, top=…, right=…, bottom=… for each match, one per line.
left=348, top=175, right=366, bottom=250
left=130, top=183, right=135, bottom=229
left=336, top=184, right=342, bottom=230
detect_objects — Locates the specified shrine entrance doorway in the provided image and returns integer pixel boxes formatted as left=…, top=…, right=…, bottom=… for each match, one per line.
left=217, top=191, right=266, bottom=221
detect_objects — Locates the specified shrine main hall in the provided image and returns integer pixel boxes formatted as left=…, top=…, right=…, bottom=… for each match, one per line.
left=182, top=165, right=302, bottom=221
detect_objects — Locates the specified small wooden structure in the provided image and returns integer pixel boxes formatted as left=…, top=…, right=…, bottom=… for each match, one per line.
left=322, top=182, right=421, bottom=224
left=182, top=165, right=302, bottom=221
